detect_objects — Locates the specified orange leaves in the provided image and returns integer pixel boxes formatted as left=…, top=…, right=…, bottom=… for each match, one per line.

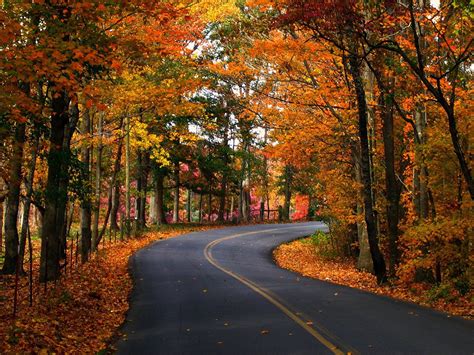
left=0, top=225, right=221, bottom=353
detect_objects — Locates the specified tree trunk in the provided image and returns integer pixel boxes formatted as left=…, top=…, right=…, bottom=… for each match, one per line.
left=125, top=115, right=131, bottom=237
left=446, top=108, right=474, bottom=200
left=97, top=135, right=123, bottom=247
left=153, top=168, right=167, bottom=225
left=354, top=153, right=374, bottom=273
left=173, top=161, right=180, bottom=223
left=135, top=151, right=143, bottom=228
left=2, top=122, right=26, bottom=274
left=18, top=132, right=40, bottom=270
left=348, top=50, right=387, bottom=284
left=283, top=165, right=293, bottom=221
left=80, top=109, right=92, bottom=262
left=92, top=113, right=103, bottom=250
left=139, top=152, right=150, bottom=229
left=218, top=183, right=226, bottom=222
left=0, top=198, right=4, bottom=257
left=186, top=189, right=192, bottom=222
left=230, top=196, right=235, bottom=222
left=40, top=90, right=70, bottom=282
left=382, top=90, right=401, bottom=276
left=208, top=189, right=212, bottom=221
left=110, top=182, right=120, bottom=231
left=414, top=108, right=429, bottom=219
left=0, top=198, right=4, bottom=258
left=198, top=193, right=203, bottom=223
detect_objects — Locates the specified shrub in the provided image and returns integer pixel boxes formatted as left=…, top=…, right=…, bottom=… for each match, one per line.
left=398, top=216, right=472, bottom=295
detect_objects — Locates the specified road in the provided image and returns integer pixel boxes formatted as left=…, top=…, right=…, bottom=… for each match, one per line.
left=115, top=222, right=473, bottom=354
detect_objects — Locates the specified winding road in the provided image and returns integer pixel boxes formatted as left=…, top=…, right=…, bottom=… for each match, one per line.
left=115, top=222, right=473, bottom=354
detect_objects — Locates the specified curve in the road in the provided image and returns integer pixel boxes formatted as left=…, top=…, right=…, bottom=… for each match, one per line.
left=204, top=227, right=346, bottom=355
left=115, top=222, right=473, bottom=355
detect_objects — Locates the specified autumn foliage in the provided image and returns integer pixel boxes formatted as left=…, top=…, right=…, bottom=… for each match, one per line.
left=0, top=0, right=473, bottom=350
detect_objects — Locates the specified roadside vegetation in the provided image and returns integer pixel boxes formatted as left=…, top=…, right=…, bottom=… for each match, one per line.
left=274, top=231, right=473, bottom=319
left=0, top=0, right=472, bottom=351
left=0, top=224, right=221, bottom=353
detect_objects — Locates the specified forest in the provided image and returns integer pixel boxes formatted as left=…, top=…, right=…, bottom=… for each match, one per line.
left=0, top=0, right=472, bottom=351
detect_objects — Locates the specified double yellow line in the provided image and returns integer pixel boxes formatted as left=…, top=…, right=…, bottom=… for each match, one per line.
left=203, top=226, right=355, bottom=355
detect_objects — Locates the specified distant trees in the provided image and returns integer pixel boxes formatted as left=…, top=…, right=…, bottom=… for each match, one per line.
left=0, top=0, right=471, bottom=295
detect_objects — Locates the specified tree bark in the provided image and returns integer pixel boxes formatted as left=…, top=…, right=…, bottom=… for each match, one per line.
left=283, top=165, right=293, bottom=221
left=208, top=189, right=212, bottom=221
left=125, top=115, right=131, bottom=237
left=40, top=90, right=70, bottom=282
left=96, top=135, right=123, bottom=248
left=173, top=161, right=180, bottom=223
left=348, top=50, right=387, bottom=283
left=110, top=177, right=121, bottom=231
left=218, top=182, right=226, bottom=222
left=414, top=108, right=429, bottom=219
left=18, top=131, right=40, bottom=271
left=153, top=168, right=168, bottom=225
left=198, top=192, right=203, bottom=223
left=186, top=189, right=192, bottom=222
left=2, top=122, right=26, bottom=274
left=92, top=113, right=103, bottom=250
left=80, top=108, right=92, bottom=262
left=0, top=197, right=4, bottom=257
left=381, top=90, right=401, bottom=276
left=139, top=152, right=150, bottom=229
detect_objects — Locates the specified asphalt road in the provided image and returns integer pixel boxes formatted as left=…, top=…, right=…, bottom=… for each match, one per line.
left=115, top=222, right=473, bottom=354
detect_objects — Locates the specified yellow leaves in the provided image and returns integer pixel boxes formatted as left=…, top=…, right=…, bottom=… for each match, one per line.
left=192, top=0, right=239, bottom=21
left=130, top=119, right=170, bottom=166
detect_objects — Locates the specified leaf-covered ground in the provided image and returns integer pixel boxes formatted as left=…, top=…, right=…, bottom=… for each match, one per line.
left=274, top=238, right=473, bottom=319
left=0, top=225, right=220, bottom=353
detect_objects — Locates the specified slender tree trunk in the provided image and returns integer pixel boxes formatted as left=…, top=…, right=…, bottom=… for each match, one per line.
left=97, top=136, right=123, bottom=247
left=154, top=171, right=167, bottom=225
left=283, top=165, right=293, bottom=221
left=139, top=152, right=150, bottom=229
left=355, top=161, right=374, bottom=273
left=348, top=50, right=387, bottom=284
left=446, top=108, right=474, bottom=200
left=110, top=117, right=125, bottom=232
left=40, top=90, right=70, bottom=282
left=135, top=151, right=143, bottom=228
left=218, top=181, right=226, bottom=222
left=381, top=90, right=401, bottom=276
left=92, top=114, right=103, bottom=250
left=186, top=189, right=192, bottom=222
left=125, top=115, right=131, bottom=237
left=414, top=108, right=429, bottom=219
left=2, top=122, right=26, bottom=274
left=110, top=179, right=121, bottom=231
left=173, top=161, right=180, bottom=223
left=80, top=109, right=92, bottom=262
left=57, top=103, right=79, bottom=260
left=18, top=132, right=40, bottom=270
left=0, top=198, right=4, bottom=257
left=208, top=188, right=212, bottom=221
left=150, top=193, right=157, bottom=224
left=198, top=193, right=203, bottom=223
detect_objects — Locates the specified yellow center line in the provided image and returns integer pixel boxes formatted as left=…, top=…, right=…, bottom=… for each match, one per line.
left=203, top=226, right=356, bottom=355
